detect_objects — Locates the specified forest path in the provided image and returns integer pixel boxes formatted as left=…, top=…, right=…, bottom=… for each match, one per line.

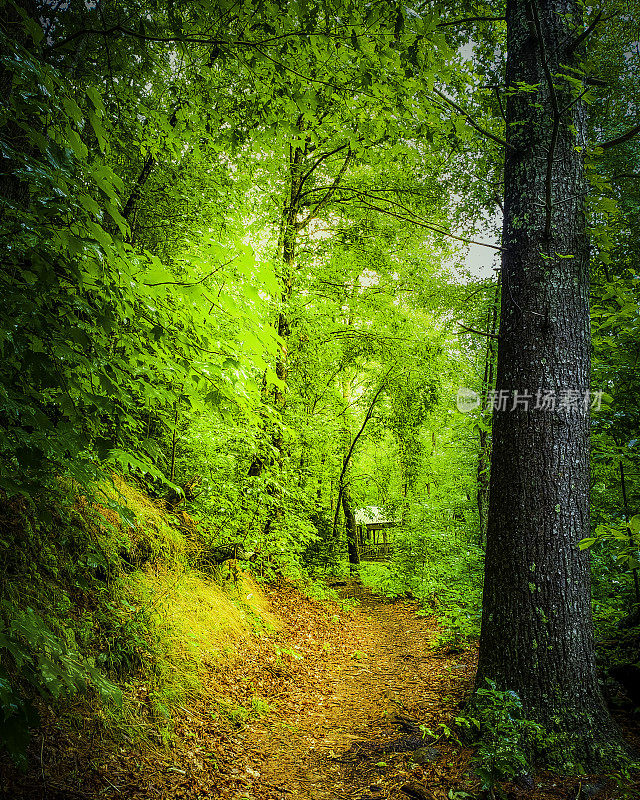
left=0, top=577, right=477, bottom=800
left=231, top=581, right=477, bottom=800
left=2, top=578, right=630, bottom=800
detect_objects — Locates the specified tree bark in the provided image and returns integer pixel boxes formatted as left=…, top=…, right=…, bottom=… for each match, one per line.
left=342, top=487, right=360, bottom=572
left=477, top=0, right=627, bottom=768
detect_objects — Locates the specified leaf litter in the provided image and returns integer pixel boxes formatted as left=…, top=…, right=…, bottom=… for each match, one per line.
left=1, top=579, right=637, bottom=800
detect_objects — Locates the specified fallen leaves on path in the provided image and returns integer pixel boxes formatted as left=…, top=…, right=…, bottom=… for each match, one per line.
left=232, top=579, right=478, bottom=800
left=2, top=578, right=637, bottom=800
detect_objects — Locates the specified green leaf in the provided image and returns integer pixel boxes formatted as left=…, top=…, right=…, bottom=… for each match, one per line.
left=65, top=127, right=87, bottom=160
left=578, top=537, right=597, bottom=550
left=88, top=110, right=108, bottom=153
left=62, top=96, right=83, bottom=125
left=78, top=193, right=101, bottom=217
left=85, top=86, right=105, bottom=115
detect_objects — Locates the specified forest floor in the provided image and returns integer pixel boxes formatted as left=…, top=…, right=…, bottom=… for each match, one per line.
left=2, top=578, right=637, bottom=800
left=235, top=580, right=477, bottom=800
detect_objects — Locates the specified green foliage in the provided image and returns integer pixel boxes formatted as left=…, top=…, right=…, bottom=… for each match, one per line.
left=580, top=517, right=640, bottom=571
left=0, top=602, right=122, bottom=768
left=0, top=21, right=276, bottom=501
left=587, top=0, right=640, bottom=653
left=302, top=579, right=340, bottom=603
left=374, top=506, right=483, bottom=646
left=0, top=2, right=491, bottom=780
left=7, top=0, right=639, bottom=779
left=359, top=562, right=407, bottom=597
left=610, top=762, right=640, bottom=800
left=0, top=0, right=484, bottom=586
left=0, top=472, right=287, bottom=766
left=0, top=475, right=191, bottom=765
left=458, top=679, right=543, bottom=797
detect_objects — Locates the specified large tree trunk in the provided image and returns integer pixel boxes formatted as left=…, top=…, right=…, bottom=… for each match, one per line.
left=476, top=0, right=626, bottom=768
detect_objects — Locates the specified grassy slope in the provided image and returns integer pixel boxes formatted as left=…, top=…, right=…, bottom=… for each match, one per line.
left=0, top=475, right=282, bottom=771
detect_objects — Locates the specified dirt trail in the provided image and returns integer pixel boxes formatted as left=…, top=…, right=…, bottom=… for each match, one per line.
left=1, top=579, right=478, bottom=800
left=233, top=582, right=477, bottom=800
left=3, top=578, right=631, bottom=800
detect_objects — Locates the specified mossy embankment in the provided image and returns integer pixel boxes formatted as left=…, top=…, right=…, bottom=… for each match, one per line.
left=0, top=475, right=283, bottom=782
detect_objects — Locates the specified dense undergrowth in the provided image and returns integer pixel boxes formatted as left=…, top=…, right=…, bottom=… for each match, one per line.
left=365, top=525, right=483, bottom=648
left=0, top=477, right=280, bottom=768
left=2, top=471, right=639, bottom=779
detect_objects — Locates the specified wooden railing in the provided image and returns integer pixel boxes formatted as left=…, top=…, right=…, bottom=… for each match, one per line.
left=359, top=543, right=393, bottom=562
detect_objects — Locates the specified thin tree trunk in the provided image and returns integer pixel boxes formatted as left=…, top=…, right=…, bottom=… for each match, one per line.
left=617, top=451, right=640, bottom=603
left=316, top=452, right=326, bottom=506
left=477, top=0, right=625, bottom=767
left=246, top=126, right=306, bottom=481
left=342, top=488, right=360, bottom=572
left=170, top=401, right=179, bottom=483
left=332, top=371, right=392, bottom=537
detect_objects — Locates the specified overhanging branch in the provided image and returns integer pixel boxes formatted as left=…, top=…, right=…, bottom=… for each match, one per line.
left=595, top=125, right=640, bottom=150
left=458, top=323, right=500, bottom=340
left=431, top=88, right=513, bottom=151
left=565, top=10, right=604, bottom=56
left=437, top=16, right=505, bottom=27
left=331, top=188, right=503, bottom=251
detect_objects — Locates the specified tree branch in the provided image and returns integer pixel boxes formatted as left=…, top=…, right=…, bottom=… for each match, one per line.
left=297, top=149, right=353, bottom=229
left=560, top=87, right=591, bottom=116
left=458, top=323, right=500, bottom=340
left=332, top=188, right=503, bottom=250
left=565, top=11, right=604, bottom=56
left=296, top=143, right=351, bottom=194
left=142, top=259, right=234, bottom=287
left=437, top=16, right=505, bottom=27
left=494, top=86, right=506, bottom=123
left=122, top=109, right=178, bottom=223
left=595, top=125, right=640, bottom=150
left=584, top=76, right=608, bottom=87
left=431, top=88, right=514, bottom=151
left=251, top=45, right=358, bottom=92
left=51, top=24, right=225, bottom=49
left=612, top=173, right=640, bottom=180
